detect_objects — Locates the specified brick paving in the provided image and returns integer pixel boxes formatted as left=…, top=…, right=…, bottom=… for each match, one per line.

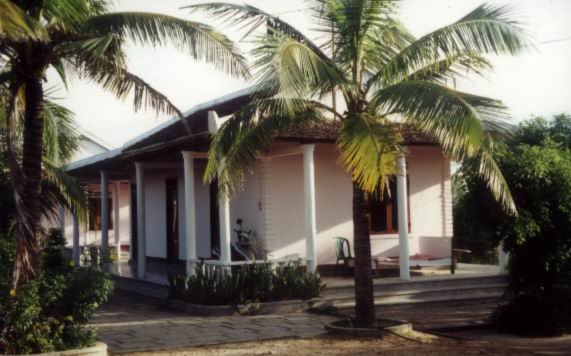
left=90, top=290, right=336, bottom=354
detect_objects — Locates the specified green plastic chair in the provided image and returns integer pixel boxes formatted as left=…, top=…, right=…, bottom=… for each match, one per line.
left=334, top=237, right=354, bottom=276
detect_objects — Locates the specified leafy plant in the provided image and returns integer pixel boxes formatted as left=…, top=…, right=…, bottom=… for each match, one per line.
left=168, top=260, right=325, bottom=307
left=0, top=229, right=114, bottom=354
left=456, top=115, right=571, bottom=335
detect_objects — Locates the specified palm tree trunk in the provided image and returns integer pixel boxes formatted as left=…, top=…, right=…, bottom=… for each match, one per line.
left=352, top=180, right=375, bottom=327
left=13, top=76, right=44, bottom=289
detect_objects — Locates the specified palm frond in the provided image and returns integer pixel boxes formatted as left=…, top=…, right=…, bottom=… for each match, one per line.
left=43, top=0, right=103, bottom=33
left=371, top=80, right=515, bottom=211
left=405, top=51, right=492, bottom=85
left=476, top=147, right=516, bottom=213
left=42, top=94, right=79, bottom=165
left=83, top=12, right=250, bottom=78
left=0, top=0, right=47, bottom=41
left=371, top=3, right=531, bottom=89
left=71, top=48, right=186, bottom=128
left=337, top=112, right=400, bottom=194
left=308, top=0, right=402, bottom=74
left=185, top=2, right=326, bottom=55
left=205, top=99, right=323, bottom=196
left=42, top=159, right=89, bottom=225
left=251, top=32, right=345, bottom=116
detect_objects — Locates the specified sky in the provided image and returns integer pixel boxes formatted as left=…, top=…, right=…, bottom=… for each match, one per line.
left=47, top=0, right=571, bottom=147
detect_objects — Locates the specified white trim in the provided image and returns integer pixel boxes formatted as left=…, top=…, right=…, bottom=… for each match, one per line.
left=66, top=147, right=122, bottom=171
left=124, top=86, right=255, bottom=148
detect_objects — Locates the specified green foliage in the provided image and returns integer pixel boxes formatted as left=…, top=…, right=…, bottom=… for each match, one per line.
left=0, top=229, right=114, bottom=354
left=455, top=114, right=571, bottom=335
left=190, top=1, right=531, bottom=213
left=168, top=261, right=325, bottom=306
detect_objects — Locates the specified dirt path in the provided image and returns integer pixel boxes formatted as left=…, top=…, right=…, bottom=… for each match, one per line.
left=120, top=331, right=570, bottom=355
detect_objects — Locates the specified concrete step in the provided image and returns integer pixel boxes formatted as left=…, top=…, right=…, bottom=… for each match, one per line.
left=331, top=290, right=503, bottom=310
left=324, top=274, right=508, bottom=296
left=325, top=283, right=506, bottom=302
left=318, top=274, right=507, bottom=311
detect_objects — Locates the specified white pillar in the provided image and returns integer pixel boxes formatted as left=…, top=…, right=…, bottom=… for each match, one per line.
left=113, top=182, right=121, bottom=264
left=100, top=170, right=109, bottom=269
left=302, top=144, right=317, bottom=272
left=128, top=181, right=133, bottom=261
left=218, top=161, right=232, bottom=265
left=135, top=162, right=146, bottom=279
left=397, top=154, right=411, bottom=280
left=72, top=213, right=80, bottom=265
left=182, top=151, right=197, bottom=274
left=499, top=240, right=509, bottom=273
left=259, top=157, right=274, bottom=255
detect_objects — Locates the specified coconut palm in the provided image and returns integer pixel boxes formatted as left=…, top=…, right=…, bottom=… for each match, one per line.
left=0, top=0, right=249, bottom=289
left=189, top=0, right=531, bottom=326
left=1, top=85, right=88, bottom=227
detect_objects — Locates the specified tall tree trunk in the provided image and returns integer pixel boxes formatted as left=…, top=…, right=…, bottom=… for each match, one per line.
left=13, top=76, right=44, bottom=289
left=352, top=180, right=375, bottom=327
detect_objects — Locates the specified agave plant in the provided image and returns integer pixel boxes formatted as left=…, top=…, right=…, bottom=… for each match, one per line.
left=0, top=0, right=250, bottom=289
left=188, top=0, right=531, bottom=326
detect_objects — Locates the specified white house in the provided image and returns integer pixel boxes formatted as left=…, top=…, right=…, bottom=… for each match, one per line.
left=63, top=88, right=454, bottom=280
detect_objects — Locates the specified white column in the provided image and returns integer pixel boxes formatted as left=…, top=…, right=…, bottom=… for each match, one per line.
left=72, top=213, right=80, bottom=265
left=499, top=240, right=509, bottom=273
left=113, top=182, right=121, bottom=264
left=218, top=161, right=232, bottom=265
left=259, top=157, right=274, bottom=255
left=100, top=170, right=109, bottom=269
left=302, top=144, right=317, bottom=272
left=135, top=162, right=146, bottom=279
left=182, top=151, right=197, bottom=274
left=397, top=154, right=411, bottom=280
left=128, top=181, right=133, bottom=261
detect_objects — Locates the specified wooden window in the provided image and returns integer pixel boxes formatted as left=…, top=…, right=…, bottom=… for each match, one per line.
left=88, top=192, right=113, bottom=231
left=368, top=178, right=410, bottom=234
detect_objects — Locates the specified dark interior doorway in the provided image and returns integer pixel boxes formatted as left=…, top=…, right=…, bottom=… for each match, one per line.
left=166, top=177, right=179, bottom=262
left=209, top=179, right=220, bottom=258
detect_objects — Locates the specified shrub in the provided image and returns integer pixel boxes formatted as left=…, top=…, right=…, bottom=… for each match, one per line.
left=455, top=115, right=571, bottom=335
left=0, top=229, right=114, bottom=354
left=168, top=260, right=325, bottom=306
left=491, top=286, right=571, bottom=335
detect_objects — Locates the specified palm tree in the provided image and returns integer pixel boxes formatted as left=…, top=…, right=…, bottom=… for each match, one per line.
left=188, top=1, right=530, bottom=326
left=1, top=86, right=88, bottom=226
left=0, top=0, right=249, bottom=289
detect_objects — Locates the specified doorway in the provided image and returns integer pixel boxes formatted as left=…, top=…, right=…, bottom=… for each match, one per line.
left=209, top=179, right=220, bottom=258
left=166, top=177, right=179, bottom=262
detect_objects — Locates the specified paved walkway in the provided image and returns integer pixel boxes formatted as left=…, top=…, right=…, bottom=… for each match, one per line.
left=91, top=290, right=336, bottom=354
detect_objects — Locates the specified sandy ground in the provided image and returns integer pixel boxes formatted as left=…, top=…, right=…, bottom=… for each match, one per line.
left=116, top=330, right=571, bottom=356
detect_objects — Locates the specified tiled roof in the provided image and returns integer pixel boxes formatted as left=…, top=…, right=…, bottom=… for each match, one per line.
left=277, top=121, right=437, bottom=144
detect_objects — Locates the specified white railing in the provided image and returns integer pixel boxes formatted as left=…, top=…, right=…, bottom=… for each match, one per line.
left=184, top=255, right=305, bottom=274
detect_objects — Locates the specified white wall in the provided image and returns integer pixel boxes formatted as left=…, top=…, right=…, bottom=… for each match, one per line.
left=61, top=182, right=130, bottom=251
left=238, top=143, right=452, bottom=265
left=60, top=143, right=452, bottom=265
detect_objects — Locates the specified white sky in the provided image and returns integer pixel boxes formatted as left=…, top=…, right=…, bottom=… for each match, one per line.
left=48, top=0, right=571, bottom=147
